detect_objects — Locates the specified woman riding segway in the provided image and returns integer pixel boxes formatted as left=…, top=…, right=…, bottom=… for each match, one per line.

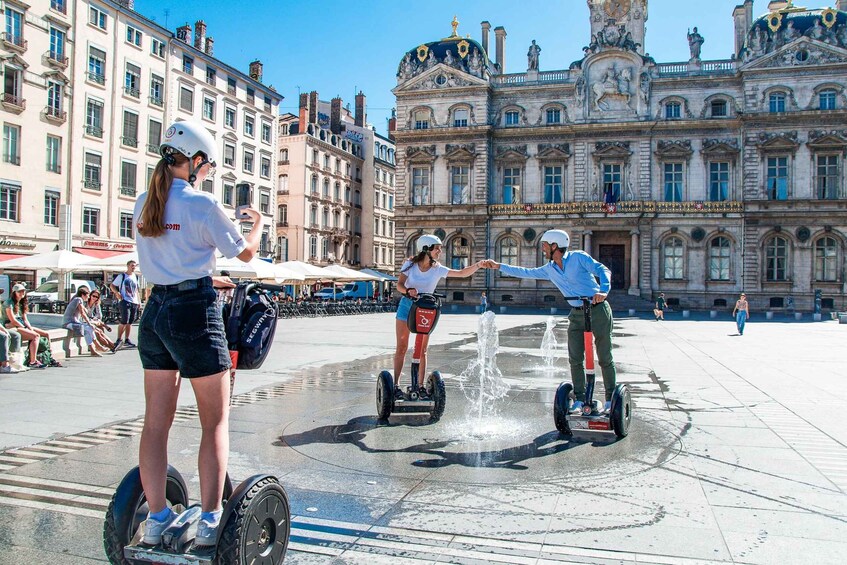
left=393, top=235, right=483, bottom=400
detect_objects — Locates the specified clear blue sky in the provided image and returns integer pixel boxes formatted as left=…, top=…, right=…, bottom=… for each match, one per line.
left=133, top=0, right=779, bottom=134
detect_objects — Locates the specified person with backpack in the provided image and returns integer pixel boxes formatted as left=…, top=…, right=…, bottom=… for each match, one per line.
left=110, top=260, right=141, bottom=350
left=134, top=120, right=264, bottom=548
left=2, top=284, right=50, bottom=369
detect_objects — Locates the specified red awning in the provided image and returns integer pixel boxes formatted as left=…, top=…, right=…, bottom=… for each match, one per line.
left=72, top=248, right=127, bottom=259
left=0, top=253, right=29, bottom=262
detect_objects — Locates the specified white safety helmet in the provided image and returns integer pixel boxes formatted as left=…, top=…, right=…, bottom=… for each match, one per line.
left=417, top=234, right=443, bottom=253
left=160, top=120, right=219, bottom=168
left=541, top=229, right=570, bottom=252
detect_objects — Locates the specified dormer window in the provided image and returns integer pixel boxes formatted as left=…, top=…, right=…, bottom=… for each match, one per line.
left=769, top=92, right=786, bottom=113
left=505, top=110, right=520, bottom=126
left=414, top=110, right=429, bottom=130
left=665, top=101, right=681, bottom=119
left=819, top=89, right=837, bottom=110
left=710, top=100, right=727, bottom=118
left=546, top=108, right=561, bottom=124
left=453, top=108, right=468, bottom=127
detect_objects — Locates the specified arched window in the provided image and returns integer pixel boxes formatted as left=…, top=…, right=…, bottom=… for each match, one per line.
left=310, top=205, right=317, bottom=226
left=545, top=106, right=562, bottom=124
left=278, top=236, right=288, bottom=262
left=710, top=99, right=727, bottom=118
left=278, top=174, right=288, bottom=193
left=414, top=109, right=430, bottom=130
left=709, top=237, right=730, bottom=281
left=663, top=237, right=684, bottom=280
left=334, top=182, right=340, bottom=201
left=353, top=244, right=360, bottom=263
left=279, top=148, right=288, bottom=161
left=321, top=237, right=328, bottom=259
left=333, top=211, right=340, bottom=228
left=498, top=237, right=518, bottom=266
left=453, top=107, right=469, bottom=127
left=769, top=92, right=786, bottom=113
left=321, top=207, right=329, bottom=227
left=345, top=186, right=351, bottom=202
left=450, top=237, right=470, bottom=270
left=815, top=237, right=838, bottom=281
left=765, top=236, right=788, bottom=281
left=309, top=235, right=317, bottom=259
left=665, top=101, right=681, bottom=119
left=819, top=89, right=837, bottom=110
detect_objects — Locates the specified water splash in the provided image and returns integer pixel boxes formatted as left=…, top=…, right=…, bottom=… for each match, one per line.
left=541, top=316, right=559, bottom=369
left=458, top=311, right=510, bottom=420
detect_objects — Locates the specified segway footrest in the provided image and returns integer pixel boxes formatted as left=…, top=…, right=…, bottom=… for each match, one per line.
left=393, top=399, right=435, bottom=412
left=124, top=541, right=216, bottom=564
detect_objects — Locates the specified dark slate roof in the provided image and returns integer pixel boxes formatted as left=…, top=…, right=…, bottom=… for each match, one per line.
left=740, top=7, right=847, bottom=58
left=397, top=36, right=495, bottom=76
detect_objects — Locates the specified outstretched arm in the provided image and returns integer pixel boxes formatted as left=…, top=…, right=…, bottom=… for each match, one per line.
left=446, top=260, right=483, bottom=278
left=482, top=259, right=550, bottom=281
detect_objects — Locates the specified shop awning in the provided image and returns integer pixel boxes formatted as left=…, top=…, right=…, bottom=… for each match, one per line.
left=0, top=253, right=29, bottom=262
left=73, top=248, right=127, bottom=259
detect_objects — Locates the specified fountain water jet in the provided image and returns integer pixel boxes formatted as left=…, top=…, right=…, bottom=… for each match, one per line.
left=458, top=311, right=510, bottom=421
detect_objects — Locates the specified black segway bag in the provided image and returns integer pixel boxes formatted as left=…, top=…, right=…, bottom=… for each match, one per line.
left=407, top=294, right=441, bottom=335
left=225, top=283, right=279, bottom=370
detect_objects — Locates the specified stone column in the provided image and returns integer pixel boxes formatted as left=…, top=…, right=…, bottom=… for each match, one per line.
left=629, top=229, right=640, bottom=295
left=583, top=230, right=592, bottom=254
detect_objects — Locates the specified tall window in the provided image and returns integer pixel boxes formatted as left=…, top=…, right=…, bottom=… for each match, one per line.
left=278, top=174, right=288, bottom=193
left=278, top=204, right=288, bottom=225
left=499, top=237, right=518, bottom=266
left=261, top=122, right=271, bottom=143
left=334, top=182, right=340, bottom=201
left=182, top=55, right=193, bottom=74
left=3, top=64, right=22, bottom=103
left=414, top=110, right=429, bottom=130
left=89, top=5, right=107, bottom=29
left=44, top=191, right=59, bottom=226
left=243, top=150, right=254, bottom=173
left=310, top=175, right=318, bottom=194
left=603, top=163, right=622, bottom=202
left=453, top=108, right=469, bottom=127
left=88, top=47, right=106, bottom=82
left=85, top=98, right=104, bottom=136
left=505, top=110, right=520, bottom=126
left=322, top=178, right=329, bottom=198
left=765, top=236, right=788, bottom=281
left=82, top=207, right=99, bottom=235
left=278, top=237, right=288, bottom=262
left=0, top=183, right=20, bottom=221
left=546, top=108, right=561, bottom=124
left=244, top=114, right=254, bottom=137
left=147, top=119, right=161, bottom=155
left=451, top=165, right=469, bottom=204
left=503, top=167, right=521, bottom=204
left=709, top=162, right=729, bottom=201
left=450, top=237, right=469, bottom=270
left=544, top=166, right=563, bottom=203
left=122, top=111, right=138, bottom=147
left=224, top=106, right=236, bottom=128
left=411, top=167, right=429, bottom=205
left=815, top=237, right=838, bottom=282
left=120, top=212, right=133, bottom=238
left=179, top=86, right=193, bottom=112
left=5, top=8, right=22, bottom=45
left=310, top=205, right=317, bottom=226
left=709, top=237, right=730, bottom=281
left=321, top=207, right=329, bottom=227
left=309, top=236, right=317, bottom=258
left=663, top=163, right=684, bottom=202
left=49, top=27, right=66, bottom=62
left=260, top=190, right=270, bottom=213
left=84, top=152, right=101, bottom=188
left=2, top=124, right=20, bottom=165
left=665, top=101, right=681, bottom=119
left=205, top=67, right=216, bottom=85
left=150, top=74, right=164, bottom=105
left=203, top=97, right=215, bottom=120
left=769, top=92, right=786, bottom=113
left=260, top=156, right=271, bottom=179
left=46, top=136, right=61, bottom=173
left=819, top=89, right=837, bottom=110
left=816, top=155, right=839, bottom=200
left=47, top=81, right=63, bottom=116
left=120, top=161, right=137, bottom=195
left=224, top=143, right=235, bottom=167
left=222, top=183, right=233, bottom=206
left=766, top=157, right=789, bottom=200
left=663, top=237, right=684, bottom=280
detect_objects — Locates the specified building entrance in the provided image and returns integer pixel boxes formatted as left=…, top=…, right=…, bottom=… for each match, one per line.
left=598, top=245, right=626, bottom=290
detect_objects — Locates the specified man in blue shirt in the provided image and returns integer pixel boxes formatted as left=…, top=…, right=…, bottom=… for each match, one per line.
left=482, top=229, right=616, bottom=412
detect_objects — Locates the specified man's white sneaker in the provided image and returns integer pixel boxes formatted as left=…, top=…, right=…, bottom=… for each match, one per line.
left=570, top=400, right=584, bottom=414
left=142, top=508, right=176, bottom=545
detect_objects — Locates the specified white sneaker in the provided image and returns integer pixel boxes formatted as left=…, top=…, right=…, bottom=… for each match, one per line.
left=0, top=365, right=17, bottom=374
left=604, top=401, right=612, bottom=413
left=194, top=517, right=220, bottom=546
left=142, top=508, right=176, bottom=545
left=570, top=400, right=584, bottom=414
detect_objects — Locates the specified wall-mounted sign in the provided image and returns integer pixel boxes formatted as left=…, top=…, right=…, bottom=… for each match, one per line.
left=80, top=239, right=135, bottom=250
left=0, top=238, right=36, bottom=250
left=345, top=130, right=363, bottom=143
left=318, top=112, right=330, bottom=127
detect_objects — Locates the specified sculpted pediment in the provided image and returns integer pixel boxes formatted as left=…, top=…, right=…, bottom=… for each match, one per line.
left=0, top=53, right=28, bottom=69
left=702, top=139, right=740, bottom=159
left=445, top=143, right=476, bottom=161
left=754, top=131, right=800, bottom=151
left=395, top=64, right=488, bottom=93
left=742, top=37, right=847, bottom=70
left=495, top=145, right=529, bottom=162
left=536, top=143, right=571, bottom=161
left=406, top=145, right=437, bottom=163
left=807, top=130, right=847, bottom=150
left=593, top=140, right=632, bottom=160
left=655, top=140, right=693, bottom=160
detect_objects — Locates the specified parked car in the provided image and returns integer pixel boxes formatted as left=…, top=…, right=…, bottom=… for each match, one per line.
left=27, top=279, right=98, bottom=311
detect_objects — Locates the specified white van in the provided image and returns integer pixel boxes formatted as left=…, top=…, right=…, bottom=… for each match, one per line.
left=27, top=279, right=98, bottom=311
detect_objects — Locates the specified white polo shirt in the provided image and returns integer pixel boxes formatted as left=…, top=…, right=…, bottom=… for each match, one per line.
left=134, top=179, right=246, bottom=285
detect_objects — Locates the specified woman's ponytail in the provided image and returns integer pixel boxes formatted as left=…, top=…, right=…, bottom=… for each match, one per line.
left=139, top=152, right=187, bottom=237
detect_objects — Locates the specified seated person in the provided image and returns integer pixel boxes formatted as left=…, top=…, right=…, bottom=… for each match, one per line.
left=2, top=284, right=49, bottom=368
left=62, top=287, right=108, bottom=357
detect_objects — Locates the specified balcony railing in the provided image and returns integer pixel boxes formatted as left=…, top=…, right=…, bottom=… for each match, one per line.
left=2, top=154, right=21, bottom=165
left=124, top=86, right=140, bottom=98
left=227, top=85, right=236, bottom=95
left=2, top=93, right=25, bottom=111
left=85, top=125, right=103, bottom=138
left=87, top=72, right=106, bottom=85
left=147, top=143, right=160, bottom=153
left=47, top=163, right=61, bottom=173
left=46, top=50, right=68, bottom=67
left=149, top=95, right=163, bottom=107
left=120, top=186, right=137, bottom=197
left=488, top=200, right=745, bottom=215
left=83, top=179, right=101, bottom=190
left=121, top=136, right=138, bottom=148
left=277, top=188, right=289, bottom=195
left=1, top=32, right=26, bottom=51
left=44, top=106, right=67, bottom=122
left=276, top=221, right=288, bottom=227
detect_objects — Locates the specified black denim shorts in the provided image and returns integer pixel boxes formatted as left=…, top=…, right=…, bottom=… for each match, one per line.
left=137, top=279, right=231, bottom=378
left=119, top=300, right=139, bottom=325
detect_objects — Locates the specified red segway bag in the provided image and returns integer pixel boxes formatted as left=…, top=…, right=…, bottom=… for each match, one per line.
left=407, top=294, right=442, bottom=335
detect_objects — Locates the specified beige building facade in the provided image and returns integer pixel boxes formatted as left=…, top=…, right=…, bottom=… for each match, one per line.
left=393, top=1, right=847, bottom=313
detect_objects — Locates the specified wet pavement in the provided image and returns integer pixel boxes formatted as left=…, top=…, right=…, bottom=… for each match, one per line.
left=1, top=312, right=846, bottom=564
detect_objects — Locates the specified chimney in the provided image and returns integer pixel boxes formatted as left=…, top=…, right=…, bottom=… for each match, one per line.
left=249, top=60, right=263, bottom=83
left=115, top=0, right=135, bottom=9
left=388, top=108, right=396, bottom=142
left=205, top=37, right=214, bottom=56
left=494, top=26, right=506, bottom=73
left=330, top=97, right=342, bottom=134
left=767, top=1, right=788, bottom=10
left=355, top=91, right=366, bottom=127
left=481, top=21, right=491, bottom=57
left=194, top=20, right=206, bottom=51
left=299, top=92, right=310, bottom=133
left=732, top=2, right=752, bottom=55
left=308, top=91, right=318, bottom=124
left=176, top=23, right=191, bottom=45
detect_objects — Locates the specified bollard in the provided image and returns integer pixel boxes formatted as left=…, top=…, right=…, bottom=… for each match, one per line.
left=813, top=313, right=822, bottom=322
left=839, top=314, right=847, bottom=324
left=550, top=307, right=557, bottom=315
left=795, top=312, right=802, bottom=321
left=766, top=311, right=773, bottom=320
left=628, top=308, right=636, bottom=317
left=710, top=310, right=717, bottom=319
left=500, top=306, right=507, bottom=314
left=682, top=310, right=690, bottom=318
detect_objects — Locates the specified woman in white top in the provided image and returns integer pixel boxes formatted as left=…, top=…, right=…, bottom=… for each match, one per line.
left=394, top=235, right=483, bottom=397
left=134, top=120, right=263, bottom=546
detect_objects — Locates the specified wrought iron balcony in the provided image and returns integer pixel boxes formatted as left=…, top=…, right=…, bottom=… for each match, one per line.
left=45, top=50, right=68, bottom=68
left=1, top=32, right=26, bottom=51
left=124, top=86, right=140, bottom=98
left=1, top=93, right=25, bottom=111
left=85, top=125, right=103, bottom=138
left=276, top=221, right=288, bottom=227
left=147, top=143, right=160, bottom=154
left=44, top=106, right=67, bottom=122
left=2, top=154, right=20, bottom=165
left=87, top=72, right=106, bottom=85
left=83, top=180, right=101, bottom=190
left=149, top=96, right=163, bottom=107
left=277, top=188, right=289, bottom=196
left=121, top=136, right=138, bottom=148
left=47, top=163, right=61, bottom=173
left=120, top=186, right=137, bottom=197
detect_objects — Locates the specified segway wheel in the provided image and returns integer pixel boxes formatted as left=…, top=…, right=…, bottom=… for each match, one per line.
left=427, top=371, right=446, bottom=422
left=610, top=383, right=632, bottom=439
left=376, top=370, right=394, bottom=420
left=553, top=382, right=573, bottom=435
left=103, top=466, right=189, bottom=564
left=218, top=477, right=290, bottom=565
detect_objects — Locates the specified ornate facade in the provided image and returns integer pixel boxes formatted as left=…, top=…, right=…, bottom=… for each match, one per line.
left=393, top=1, right=847, bottom=312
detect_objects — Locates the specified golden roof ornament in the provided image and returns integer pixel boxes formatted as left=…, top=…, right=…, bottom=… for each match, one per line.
left=450, top=15, right=459, bottom=38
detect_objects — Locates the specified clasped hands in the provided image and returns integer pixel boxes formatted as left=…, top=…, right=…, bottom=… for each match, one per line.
left=476, top=259, right=499, bottom=269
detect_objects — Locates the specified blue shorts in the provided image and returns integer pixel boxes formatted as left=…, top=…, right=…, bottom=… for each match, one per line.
left=137, top=278, right=231, bottom=378
left=396, top=296, right=413, bottom=322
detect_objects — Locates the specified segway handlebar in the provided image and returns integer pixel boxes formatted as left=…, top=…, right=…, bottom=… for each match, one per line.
left=413, top=292, right=446, bottom=300
left=253, top=282, right=286, bottom=293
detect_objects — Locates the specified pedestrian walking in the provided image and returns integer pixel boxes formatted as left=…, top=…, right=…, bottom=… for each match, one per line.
left=733, top=293, right=749, bottom=335
left=134, top=119, right=264, bottom=547
left=480, top=291, right=488, bottom=312
left=654, top=292, right=666, bottom=321
left=110, top=260, right=141, bottom=350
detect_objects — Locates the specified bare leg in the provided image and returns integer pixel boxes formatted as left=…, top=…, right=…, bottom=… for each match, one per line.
left=393, top=319, right=409, bottom=388
left=189, top=371, right=230, bottom=513
left=139, top=370, right=180, bottom=513
left=15, top=327, right=39, bottom=364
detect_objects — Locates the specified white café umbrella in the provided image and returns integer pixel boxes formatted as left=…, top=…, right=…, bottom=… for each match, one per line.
left=83, top=251, right=140, bottom=272
left=278, top=260, right=340, bottom=280
left=0, top=249, right=95, bottom=273
left=214, top=255, right=279, bottom=279
left=322, top=264, right=381, bottom=282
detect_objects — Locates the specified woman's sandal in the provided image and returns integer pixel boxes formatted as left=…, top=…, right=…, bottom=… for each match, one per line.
left=30, top=360, right=46, bottom=369
left=48, top=359, right=64, bottom=368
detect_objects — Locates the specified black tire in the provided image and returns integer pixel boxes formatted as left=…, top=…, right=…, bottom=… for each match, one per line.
left=376, top=370, right=394, bottom=420
left=553, top=382, right=573, bottom=435
left=103, top=466, right=188, bottom=565
left=611, top=384, right=632, bottom=439
left=427, top=371, right=446, bottom=422
left=217, top=477, right=290, bottom=565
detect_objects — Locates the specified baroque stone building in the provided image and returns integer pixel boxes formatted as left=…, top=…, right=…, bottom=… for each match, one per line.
left=393, top=1, right=847, bottom=312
